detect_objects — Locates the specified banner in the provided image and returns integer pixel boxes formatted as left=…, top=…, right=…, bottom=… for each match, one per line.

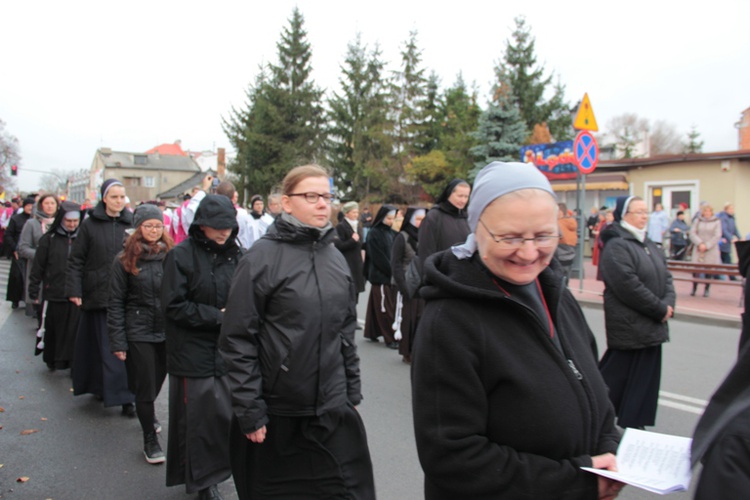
left=520, top=140, right=577, bottom=180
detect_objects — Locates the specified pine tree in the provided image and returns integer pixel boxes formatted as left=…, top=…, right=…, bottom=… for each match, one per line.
left=326, top=34, right=392, bottom=201
left=469, top=76, right=527, bottom=180
left=683, top=125, right=704, bottom=153
left=223, top=8, right=325, bottom=199
left=438, top=75, right=481, bottom=179
left=497, top=17, right=572, bottom=142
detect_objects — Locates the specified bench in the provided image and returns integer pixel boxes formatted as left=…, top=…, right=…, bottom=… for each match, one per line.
left=666, top=260, right=743, bottom=287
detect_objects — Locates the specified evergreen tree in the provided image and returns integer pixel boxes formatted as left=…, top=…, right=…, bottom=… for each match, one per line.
left=469, top=76, right=527, bottom=180
left=683, top=125, right=704, bottom=153
left=497, top=17, right=572, bottom=142
left=223, top=8, right=325, bottom=199
left=326, top=34, right=391, bottom=201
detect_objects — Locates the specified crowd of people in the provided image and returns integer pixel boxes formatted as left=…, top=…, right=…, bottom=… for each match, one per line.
left=3, top=162, right=748, bottom=499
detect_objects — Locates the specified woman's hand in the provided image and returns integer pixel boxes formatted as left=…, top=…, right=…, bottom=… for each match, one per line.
left=592, top=453, right=624, bottom=499
left=113, top=351, right=127, bottom=361
left=698, top=243, right=707, bottom=252
left=662, top=305, right=674, bottom=322
left=69, top=297, right=82, bottom=307
left=246, top=425, right=267, bottom=443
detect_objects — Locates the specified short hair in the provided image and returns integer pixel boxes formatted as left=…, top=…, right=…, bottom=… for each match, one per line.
left=216, top=181, right=235, bottom=199
left=676, top=211, right=685, bottom=216
left=282, top=165, right=330, bottom=195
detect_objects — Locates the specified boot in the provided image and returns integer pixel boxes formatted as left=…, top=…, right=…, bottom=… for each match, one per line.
left=143, top=431, right=165, bottom=464
left=198, top=485, right=224, bottom=500
left=703, top=285, right=710, bottom=298
left=690, top=282, right=698, bottom=297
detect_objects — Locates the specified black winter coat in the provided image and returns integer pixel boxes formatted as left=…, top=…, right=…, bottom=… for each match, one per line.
left=28, top=226, right=77, bottom=302
left=5, top=212, right=30, bottom=254
left=65, top=202, right=133, bottom=310
left=416, top=201, right=470, bottom=271
left=108, top=247, right=168, bottom=352
left=599, top=224, right=675, bottom=350
left=219, top=214, right=360, bottom=435
left=412, top=251, right=620, bottom=500
left=365, top=223, right=396, bottom=285
left=334, top=219, right=365, bottom=293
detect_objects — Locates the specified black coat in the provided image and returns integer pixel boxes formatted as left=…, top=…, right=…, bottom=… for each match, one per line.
left=365, top=223, right=396, bottom=285
left=64, top=202, right=133, bottom=310
left=599, top=224, right=676, bottom=350
left=416, top=202, right=470, bottom=271
left=162, top=195, right=241, bottom=378
left=219, top=214, right=360, bottom=435
left=412, top=251, right=620, bottom=500
left=5, top=211, right=30, bottom=254
left=28, top=226, right=78, bottom=302
left=334, top=219, right=365, bottom=293
left=107, top=247, right=168, bottom=352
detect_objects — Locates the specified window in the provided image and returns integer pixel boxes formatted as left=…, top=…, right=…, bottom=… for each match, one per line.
left=134, top=155, right=147, bottom=165
left=124, top=177, right=140, bottom=187
left=144, top=176, right=155, bottom=188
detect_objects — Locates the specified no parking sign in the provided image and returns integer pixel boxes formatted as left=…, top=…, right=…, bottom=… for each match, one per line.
left=573, top=131, right=599, bottom=174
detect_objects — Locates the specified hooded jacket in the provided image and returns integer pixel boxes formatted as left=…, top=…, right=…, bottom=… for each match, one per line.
left=162, top=195, right=241, bottom=378
left=65, top=201, right=133, bottom=310
left=412, top=251, right=620, bottom=499
left=28, top=201, right=81, bottom=302
left=219, top=214, right=360, bottom=435
left=599, top=223, right=675, bottom=350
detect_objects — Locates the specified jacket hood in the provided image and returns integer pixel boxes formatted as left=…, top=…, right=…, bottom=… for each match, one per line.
left=191, top=194, right=238, bottom=230
left=90, top=200, right=133, bottom=224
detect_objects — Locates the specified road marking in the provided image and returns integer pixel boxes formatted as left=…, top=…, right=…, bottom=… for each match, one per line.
left=658, top=390, right=707, bottom=415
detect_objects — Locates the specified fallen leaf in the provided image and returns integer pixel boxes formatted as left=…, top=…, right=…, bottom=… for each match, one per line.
left=17, top=476, right=29, bottom=483
left=20, top=429, right=39, bottom=435
left=40, top=418, right=47, bottom=421
left=0, top=407, right=5, bottom=412
left=0, top=424, right=3, bottom=429
left=18, top=396, right=25, bottom=400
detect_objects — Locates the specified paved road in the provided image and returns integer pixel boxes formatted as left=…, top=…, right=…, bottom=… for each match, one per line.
left=0, top=268, right=742, bottom=499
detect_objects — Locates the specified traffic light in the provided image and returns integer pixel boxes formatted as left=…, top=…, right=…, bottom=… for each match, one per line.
left=10, top=165, right=17, bottom=176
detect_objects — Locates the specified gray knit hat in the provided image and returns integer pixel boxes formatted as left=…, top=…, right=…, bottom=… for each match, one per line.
left=133, top=203, right=163, bottom=228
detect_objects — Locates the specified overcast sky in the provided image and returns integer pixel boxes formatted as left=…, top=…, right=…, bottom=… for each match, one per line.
left=2, top=0, right=749, bottom=192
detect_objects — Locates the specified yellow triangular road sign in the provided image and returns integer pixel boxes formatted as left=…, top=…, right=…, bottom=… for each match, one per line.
left=573, top=93, right=599, bottom=131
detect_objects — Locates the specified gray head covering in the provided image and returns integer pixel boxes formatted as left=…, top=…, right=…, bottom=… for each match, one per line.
left=452, top=162, right=556, bottom=259
left=133, top=203, right=163, bottom=228
left=342, top=201, right=359, bottom=214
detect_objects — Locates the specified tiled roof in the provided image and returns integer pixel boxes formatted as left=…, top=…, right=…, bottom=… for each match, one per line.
left=145, top=143, right=186, bottom=156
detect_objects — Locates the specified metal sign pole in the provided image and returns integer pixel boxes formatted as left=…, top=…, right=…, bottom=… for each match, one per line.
left=578, top=173, right=586, bottom=292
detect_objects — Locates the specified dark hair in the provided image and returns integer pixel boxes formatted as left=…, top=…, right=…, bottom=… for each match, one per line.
left=120, top=228, right=174, bottom=276
left=677, top=211, right=685, bottom=216
left=216, top=181, right=236, bottom=199
left=37, top=194, right=60, bottom=215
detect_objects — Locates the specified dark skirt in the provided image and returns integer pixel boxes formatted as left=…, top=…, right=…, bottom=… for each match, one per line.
left=6, top=257, right=25, bottom=303
left=124, top=341, right=167, bottom=402
left=396, top=294, right=424, bottom=359
left=230, top=404, right=375, bottom=500
left=363, top=283, right=397, bottom=344
left=599, top=345, right=662, bottom=428
left=166, top=374, right=232, bottom=493
left=72, top=309, right=135, bottom=407
left=41, top=300, right=80, bottom=368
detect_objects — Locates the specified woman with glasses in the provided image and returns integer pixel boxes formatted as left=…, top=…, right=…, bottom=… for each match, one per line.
left=220, top=165, right=375, bottom=500
left=599, top=196, right=675, bottom=431
left=412, top=162, right=623, bottom=499
left=108, top=204, right=173, bottom=464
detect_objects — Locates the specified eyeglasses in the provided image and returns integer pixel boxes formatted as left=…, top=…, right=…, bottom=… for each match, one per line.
left=626, top=211, right=649, bottom=216
left=478, top=219, right=560, bottom=249
left=142, top=224, right=165, bottom=231
left=288, top=192, right=334, bottom=204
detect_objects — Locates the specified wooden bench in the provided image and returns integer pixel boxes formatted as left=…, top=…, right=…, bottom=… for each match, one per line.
left=666, top=260, right=743, bottom=287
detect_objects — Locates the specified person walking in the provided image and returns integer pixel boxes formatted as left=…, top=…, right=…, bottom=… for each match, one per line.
left=18, top=193, right=59, bottom=321
left=689, top=203, right=722, bottom=297
left=599, top=196, right=676, bottom=430
left=65, top=179, right=136, bottom=416
left=162, top=194, right=241, bottom=500
left=219, top=164, right=375, bottom=500
left=108, top=204, right=173, bottom=465
left=668, top=211, right=690, bottom=260
left=27, top=201, right=82, bottom=371
left=5, top=198, right=33, bottom=309
left=363, top=205, right=399, bottom=348
left=390, top=206, right=426, bottom=363
left=416, top=179, right=471, bottom=271
left=334, top=201, right=366, bottom=308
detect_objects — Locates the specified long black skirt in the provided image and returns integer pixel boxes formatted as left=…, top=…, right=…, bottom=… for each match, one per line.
left=230, top=403, right=375, bottom=500
left=396, top=293, right=424, bottom=359
left=166, top=375, right=232, bottom=493
left=72, top=309, right=135, bottom=407
left=124, top=341, right=166, bottom=402
left=363, top=283, right=397, bottom=344
left=599, top=345, right=662, bottom=428
left=6, top=257, right=24, bottom=303
left=41, top=301, right=80, bottom=369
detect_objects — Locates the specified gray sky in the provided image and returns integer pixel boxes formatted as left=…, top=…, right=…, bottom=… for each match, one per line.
left=2, top=0, right=749, bottom=192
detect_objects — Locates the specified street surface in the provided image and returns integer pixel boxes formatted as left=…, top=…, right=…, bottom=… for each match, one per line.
left=0, top=262, right=741, bottom=499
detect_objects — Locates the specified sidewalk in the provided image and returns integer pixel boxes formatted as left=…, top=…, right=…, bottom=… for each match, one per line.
left=569, top=259, right=743, bottom=329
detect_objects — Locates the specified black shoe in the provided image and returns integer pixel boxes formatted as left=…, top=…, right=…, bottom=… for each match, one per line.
left=11, top=301, right=18, bottom=309
left=121, top=403, right=136, bottom=418
left=386, top=341, right=400, bottom=350
left=198, top=485, right=223, bottom=500
left=143, top=431, right=165, bottom=464
left=367, top=337, right=380, bottom=343
left=154, top=418, right=162, bottom=434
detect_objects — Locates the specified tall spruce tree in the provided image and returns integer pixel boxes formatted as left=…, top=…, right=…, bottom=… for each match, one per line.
left=469, top=75, right=527, bottom=180
left=223, top=8, right=325, bottom=199
left=498, top=17, right=572, bottom=142
left=326, top=34, right=391, bottom=201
